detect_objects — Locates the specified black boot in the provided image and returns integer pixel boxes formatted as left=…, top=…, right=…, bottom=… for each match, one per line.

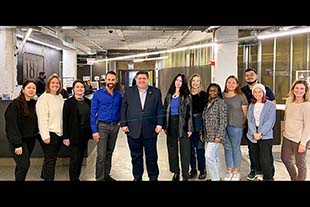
left=189, top=169, right=198, bottom=179
left=172, top=172, right=180, bottom=181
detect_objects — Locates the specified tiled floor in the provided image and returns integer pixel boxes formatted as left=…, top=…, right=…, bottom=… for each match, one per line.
left=0, top=130, right=309, bottom=181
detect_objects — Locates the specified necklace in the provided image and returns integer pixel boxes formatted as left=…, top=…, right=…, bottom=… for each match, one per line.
left=76, top=96, right=85, bottom=104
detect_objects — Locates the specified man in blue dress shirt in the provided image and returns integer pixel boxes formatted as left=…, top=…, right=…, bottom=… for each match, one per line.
left=91, top=71, right=123, bottom=181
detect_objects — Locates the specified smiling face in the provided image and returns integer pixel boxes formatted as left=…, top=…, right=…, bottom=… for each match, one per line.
left=208, top=86, right=218, bottom=99
left=49, top=77, right=60, bottom=94
left=105, top=73, right=117, bottom=90
left=23, top=82, right=36, bottom=99
left=293, top=83, right=306, bottom=99
left=253, top=88, right=264, bottom=101
left=73, top=82, right=85, bottom=96
left=136, top=73, right=148, bottom=90
left=175, top=76, right=183, bottom=89
left=226, top=77, right=238, bottom=92
left=244, top=70, right=257, bottom=85
left=191, top=76, right=201, bottom=90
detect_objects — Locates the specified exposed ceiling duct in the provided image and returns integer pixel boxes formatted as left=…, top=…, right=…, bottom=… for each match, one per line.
left=15, top=26, right=282, bottom=58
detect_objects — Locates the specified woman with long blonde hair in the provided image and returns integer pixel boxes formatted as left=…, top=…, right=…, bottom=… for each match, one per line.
left=188, top=73, right=207, bottom=180
left=281, top=79, right=310, bottom=180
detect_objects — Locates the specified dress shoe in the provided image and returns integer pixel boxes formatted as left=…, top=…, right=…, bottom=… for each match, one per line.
left=149, top=177, right=158, bottom=181
left=172, top=173, right=180, bottom=181
left=198, top=171, right=206, bottom=180
left=189, top=170, right=197, bottom=179
left=104, top=175, right=116, bottom=181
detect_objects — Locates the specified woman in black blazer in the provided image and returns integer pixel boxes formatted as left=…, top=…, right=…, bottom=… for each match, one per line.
left=63, top=80, right=92, bottom=181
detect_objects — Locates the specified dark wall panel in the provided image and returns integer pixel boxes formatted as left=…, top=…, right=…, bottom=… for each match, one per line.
left=17, top=39, right=62, bottom=84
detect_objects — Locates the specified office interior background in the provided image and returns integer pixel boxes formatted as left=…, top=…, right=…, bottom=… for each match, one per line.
left=1, top=26, right=310, bottom=181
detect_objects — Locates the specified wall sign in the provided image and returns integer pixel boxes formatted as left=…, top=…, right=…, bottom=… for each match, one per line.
left=23, top=52, right=44, bottom=81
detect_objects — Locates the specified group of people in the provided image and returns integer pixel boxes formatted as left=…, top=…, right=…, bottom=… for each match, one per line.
left=4, top=68, right=310, bottom=181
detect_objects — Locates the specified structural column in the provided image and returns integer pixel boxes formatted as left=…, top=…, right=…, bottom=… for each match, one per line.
left=62, top=49, right=77, bottom=87
left=0, top=28, right=17, bottom=98
left=213, top=26, right=238, bottom=89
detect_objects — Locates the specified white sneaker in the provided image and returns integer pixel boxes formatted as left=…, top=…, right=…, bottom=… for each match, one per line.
left=223, top=172, right=233, bottom=181
left=231, top=173, right=241, bottom=181
left=254, top=174, right=263, bottom=181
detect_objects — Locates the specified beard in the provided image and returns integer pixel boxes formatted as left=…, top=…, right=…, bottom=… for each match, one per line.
left=107, top=83, right=115, bottom=89
left=246, top=80, right=257, bottom=85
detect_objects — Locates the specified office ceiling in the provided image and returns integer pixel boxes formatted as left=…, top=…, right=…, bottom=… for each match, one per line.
left=15, top=26, right=275, bottom=58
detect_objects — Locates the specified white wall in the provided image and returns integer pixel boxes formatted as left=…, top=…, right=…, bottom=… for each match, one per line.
left=213, top=26, right=238, bottom=90
left=62, top=49, right=77, bottom=79
left=0, top=28, right=17, bottom=98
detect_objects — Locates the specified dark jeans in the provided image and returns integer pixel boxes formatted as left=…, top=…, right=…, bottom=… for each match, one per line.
left=189, top=114, right=205, bottom=173
left=38, top=132, right=63, bottom=181
left=248, top=139, right=274, bottom=180
left=127, top=133, right=159, bottom=181
left=69, top=128, right=90, bottom=181
left=8, top=136, right=36, bottom=181
left=190, top=132, right=206, bottom=173
left=167, top=115, right=190, bottom=180
left=96, top=122, right=119, bottom=181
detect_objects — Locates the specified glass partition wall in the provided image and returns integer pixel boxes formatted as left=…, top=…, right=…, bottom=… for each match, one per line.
left=238, top=32, right=310, bottom=104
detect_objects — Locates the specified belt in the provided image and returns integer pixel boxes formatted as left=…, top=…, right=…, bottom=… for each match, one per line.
left=100, top=121, right=119, bottom=126
left=193, top=113, right=202, bottom=117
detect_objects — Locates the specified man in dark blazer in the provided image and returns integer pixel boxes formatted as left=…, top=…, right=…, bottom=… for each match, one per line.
left=121, top=71, right=164, bottom=181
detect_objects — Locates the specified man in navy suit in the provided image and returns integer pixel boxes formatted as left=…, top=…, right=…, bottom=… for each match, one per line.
left=121, top=71, right=164, bottom=181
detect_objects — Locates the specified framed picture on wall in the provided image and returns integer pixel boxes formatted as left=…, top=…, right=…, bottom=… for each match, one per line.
left=23, top=52, right=44, bottom=81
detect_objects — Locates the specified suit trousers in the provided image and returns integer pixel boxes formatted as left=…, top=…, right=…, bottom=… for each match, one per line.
left=127, top=133, right=159, bottom=181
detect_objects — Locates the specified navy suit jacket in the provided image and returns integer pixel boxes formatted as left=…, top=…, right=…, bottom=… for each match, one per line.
left=120, top=85, right=164, bottom=139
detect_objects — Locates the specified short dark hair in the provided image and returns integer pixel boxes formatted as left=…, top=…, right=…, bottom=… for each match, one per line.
left=39, top=71, right=45, bottom=75
left=136, top=71, right=149, bottom=78
left=72, top=79, right=84, bottom=88
left=244, top=67, right=257, bottom=74
left=106, top=71, right=117, bottom=77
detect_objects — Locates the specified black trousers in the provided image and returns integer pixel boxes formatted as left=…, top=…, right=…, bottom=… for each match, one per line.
left=248, top=139, right=274, bottom=180
left=9, top=136, right=36, bottom=181
left=38, top=132, right=63, bottom=181
left=69, top=128, right=89, bottom=181
left=167, top=115, right=190, bottom=180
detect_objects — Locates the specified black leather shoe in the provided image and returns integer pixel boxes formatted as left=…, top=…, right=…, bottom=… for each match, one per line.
left=104, top=175, right=116, bottom=181
left=198, top=171, right=206, bottom=180
left=189, top=170, right=198, bottom=179
left=172, top=173, right=180, bottom=181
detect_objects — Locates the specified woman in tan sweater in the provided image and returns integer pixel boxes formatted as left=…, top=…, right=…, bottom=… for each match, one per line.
left=281, top=79, right=310, bottom=181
